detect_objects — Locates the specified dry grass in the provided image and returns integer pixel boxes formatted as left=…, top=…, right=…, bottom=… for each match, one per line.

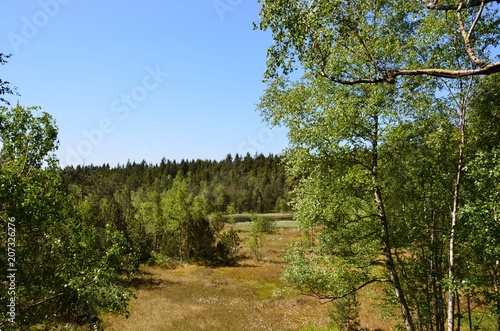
left=101, top=222, right=399, bottom=331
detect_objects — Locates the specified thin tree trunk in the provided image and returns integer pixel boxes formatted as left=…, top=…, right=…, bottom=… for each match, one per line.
left=447, top=76, right=469, bottom=331
left=467, top=293, right=472, bottom=331
left=431, top=214, right=445, bottom=331
left=179, top=228, right=183, bottom=265
left=437, top=249, right=446, bottom=331
left=374, top=187, right=414, bottom=331
left=448, top=205, right=457, bottom=331
left=372, top=113, right=414, bottom=331
left=448, top=156, right=462, bottom=331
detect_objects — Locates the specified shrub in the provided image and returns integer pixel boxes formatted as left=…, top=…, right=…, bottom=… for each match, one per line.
left=216, top=228, right=241, bottom=260
left=251, top=215, right=276, bottom=234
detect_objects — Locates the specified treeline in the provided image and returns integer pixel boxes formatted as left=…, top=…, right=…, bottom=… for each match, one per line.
left=60, top=153, right=291, bottom=263
left=62, top=153, right=290, bottom=214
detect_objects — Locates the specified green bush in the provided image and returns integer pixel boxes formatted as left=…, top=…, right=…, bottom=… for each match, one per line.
left=216, top=228, right=241, bottom=260
left=251, top=215, right=277, bottom=234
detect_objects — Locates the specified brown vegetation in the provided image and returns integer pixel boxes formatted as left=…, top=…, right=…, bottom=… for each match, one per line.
left=101, top=222, right=396, bottom=331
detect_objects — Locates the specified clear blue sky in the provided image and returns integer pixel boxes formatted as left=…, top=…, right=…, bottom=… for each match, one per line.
left=1, top=1, right=288, bottom=167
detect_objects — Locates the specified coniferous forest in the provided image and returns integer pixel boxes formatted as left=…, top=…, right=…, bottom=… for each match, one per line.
left=61, top=154, right=291, bottom=263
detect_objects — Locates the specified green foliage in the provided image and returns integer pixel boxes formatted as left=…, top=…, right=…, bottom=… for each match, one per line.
left=0, top=105, right=58, bottom=169
left=469, top=74, right=500, bottom=152
left=0, top=105, right=137, bottom=329
left=248, top=218, right=266, bottom=262
left=207, top=212, right=226, bottom=234
left=330, top=294, right=361, bottom=331
left=63, top=153, right=290, bottom=215
left=251, top=214, right=277, bottom=234
left=216, top=228, right=241, bottom=261
left=256, top=0, right=500, bottom=83
left=61, top=153, right=286, bottom=266
left=256, top=1, right=500, bottom=330
left=460, top=149, right=500, bottom=321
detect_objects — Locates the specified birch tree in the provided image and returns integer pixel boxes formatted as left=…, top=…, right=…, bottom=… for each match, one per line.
left=256, top=1, right=500, bottom=330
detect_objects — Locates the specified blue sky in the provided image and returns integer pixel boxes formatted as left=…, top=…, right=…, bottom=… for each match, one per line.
left=1, top=1, right=288, bottom=167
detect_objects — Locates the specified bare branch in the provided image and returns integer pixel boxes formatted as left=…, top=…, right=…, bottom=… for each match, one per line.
left=422, top=0, right=497, bottom=11
left=456, top=1, right=487, bottom=67
left=320, top=62, right=500, bottom=85
left=468, top=0, right=485, bottom=37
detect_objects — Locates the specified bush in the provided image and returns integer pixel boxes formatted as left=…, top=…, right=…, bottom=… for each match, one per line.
left=186, top=218, right=216, bottom=260
left=251, top=215, right=276, bottom=234
left=216, top=228, right=241, bottom=260
left=248, top=218, right=267, bottom=261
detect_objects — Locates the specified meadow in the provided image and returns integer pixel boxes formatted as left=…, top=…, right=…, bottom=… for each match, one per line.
left=101, top=220, right=395, bottom=331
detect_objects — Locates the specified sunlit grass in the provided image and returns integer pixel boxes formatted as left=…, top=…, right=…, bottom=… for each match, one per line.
left=100, top=218, right=500, bottom=331
left=101, top=223, right=331, bottom=331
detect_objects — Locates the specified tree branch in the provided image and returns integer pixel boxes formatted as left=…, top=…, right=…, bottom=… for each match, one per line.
left=303, top=278, right=391, bottom=302
left=0, top=280, right=97, bottom=327
left=468, top=0, right=485, bottom=38
left=320, top=62, right=500, bottom=85
left=0, top=291, right=69, bottom=327
left=345, top=21, right=383, bottom=78
left=456, top=0, right=487, bottom=67
left=421, top=0, right=497, bottom=11
left=319, top=70, right=388, bottom=84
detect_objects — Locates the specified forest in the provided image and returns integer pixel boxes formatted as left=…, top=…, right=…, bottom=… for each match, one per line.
left=61, top=154, right=291, bottom=263
left=2, top=0, right=500, bottom=330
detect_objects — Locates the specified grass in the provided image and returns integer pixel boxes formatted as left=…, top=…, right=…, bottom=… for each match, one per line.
left=225, top=213, right=295, bottom=223
left=101, top=221, right=332, bottom=331
left=50, top=217, right=500, bottom=330
left=101, top=218, right=500, bottom=331
left=99, top=218, right=422, bottom=330
left=100, top=219, right=408, bottom=330
left=100, top=219, right=420, bottom=330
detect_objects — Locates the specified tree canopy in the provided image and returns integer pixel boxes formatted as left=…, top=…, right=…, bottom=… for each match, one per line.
left=256, top=1, right=500, bottom=330
left=257, top=0, right=500, bottom=83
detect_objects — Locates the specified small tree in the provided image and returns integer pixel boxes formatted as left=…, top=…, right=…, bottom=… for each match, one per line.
left=248, top=217, right=266, bottom=261
left=251, top=215, right=276, bottom=234
left=0, top=105, right=136, bottom=329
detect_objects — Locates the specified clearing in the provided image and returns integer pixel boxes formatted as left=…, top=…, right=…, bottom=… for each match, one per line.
left=101, top=221, right=392, bottom=331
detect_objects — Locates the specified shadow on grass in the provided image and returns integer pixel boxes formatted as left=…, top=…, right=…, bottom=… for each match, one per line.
left=130, top=274, right=177, bottom=290
left=203, top=253, right=262, bottom=269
